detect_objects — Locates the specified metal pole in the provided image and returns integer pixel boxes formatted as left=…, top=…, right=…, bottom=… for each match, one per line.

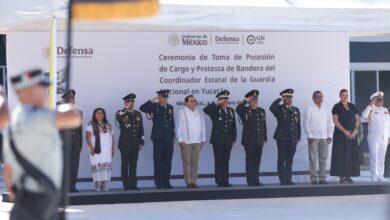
left=59, top=0, right=73, bottom=219
left=49, top=17, right=58, bottom=109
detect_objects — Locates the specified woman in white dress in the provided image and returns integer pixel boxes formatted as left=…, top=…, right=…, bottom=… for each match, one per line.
left=86, top=108, right=115, bottom=192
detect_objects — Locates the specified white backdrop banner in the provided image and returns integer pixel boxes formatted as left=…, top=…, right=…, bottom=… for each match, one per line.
left=6, top=31, right=350, bottom=184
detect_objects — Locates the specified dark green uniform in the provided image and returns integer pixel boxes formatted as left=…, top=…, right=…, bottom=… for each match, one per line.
left=60, top=122, right=83, bottom=192
left=59, top=89, right=82, bottom=193
left=116, top=108, right=144, bottom=189
left=270, top=97, right=301, bottom=184
left=236, top=100, right=267, bottom=186
left=204, top=99, right=237, bottom=187
left=140, top=90, right=175, bottom=189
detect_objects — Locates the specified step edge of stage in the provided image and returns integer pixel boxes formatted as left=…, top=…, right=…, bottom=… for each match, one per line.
left=3, top=183, right=390, bottom=205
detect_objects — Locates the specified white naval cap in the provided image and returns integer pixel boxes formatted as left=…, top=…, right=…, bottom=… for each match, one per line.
left=370, top=91, right=384, bottom=100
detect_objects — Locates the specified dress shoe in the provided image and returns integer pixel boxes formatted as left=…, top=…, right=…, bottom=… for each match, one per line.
left=130, top=186, right=141, bottom=190
left=186, top=184, right=193, bottom=188
left=70, top=188, right=79, bottom=193
left=163, top=185, right=173, bottom=189
left=318, top=180, right=328, bottom=184
left=254, top=182, right=263, bottom=186
left=286, top=180, right=296, bottom=185
left=192, top=183, right=199, bottom=188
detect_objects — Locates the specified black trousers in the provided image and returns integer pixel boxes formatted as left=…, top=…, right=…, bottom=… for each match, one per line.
left=153, top=141, right=173, bottom=187
left=277, top=140, right=297, bottom=182
left=244, top=144, right=264, bottom=185
left=120, top=146, right=139, bottom=188
left=11, top=190, right=59, bottom=220
left=384, top=143, right=390, bottom=178
left=212, top=144, right=233, bottom=185
left=69, top=147, right=81, bottom=190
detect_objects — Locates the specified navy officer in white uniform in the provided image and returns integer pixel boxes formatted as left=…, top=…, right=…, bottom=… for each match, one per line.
left=362, top=91, right=390, bottom=182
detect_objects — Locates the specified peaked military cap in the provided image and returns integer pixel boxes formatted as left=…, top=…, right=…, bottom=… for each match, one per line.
left=280, top=88, right=294, bottom=97
left=62, top=89, right=76, bottom=99
left=123, top=93, right=136, bottom=101
left=11, top=68, right=50, bottom=91
left=370, top=91, right=384, bottom=100
left=216, top=90, right=230, bottom=99
left=156, top=89, right=170, bottom=97
left=245, top=90, right=259, bottom=99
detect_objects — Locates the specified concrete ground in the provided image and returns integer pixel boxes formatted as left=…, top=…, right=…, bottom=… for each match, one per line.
left=1, top=167, right=389, bottom=220
left=1, top=194, right=389, bottom=220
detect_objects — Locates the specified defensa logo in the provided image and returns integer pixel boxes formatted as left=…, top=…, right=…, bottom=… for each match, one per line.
left=168, top=34, right=180, bottom=46
left=213, top=35, right=241, bottom=45
left=42, top=46, right=94, bottom=59
left=42, top=46, right=50, bottom=59
left=57, top=46, right=94, bottom=58
left=246, top=34, right=265, bottom=45
left=168, top=33, right=209, bottom=46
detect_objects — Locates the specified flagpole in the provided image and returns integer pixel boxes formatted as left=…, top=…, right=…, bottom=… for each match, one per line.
left=59, top=0, right=74, bottom=219
left=48, top=16, right=57, bottom=109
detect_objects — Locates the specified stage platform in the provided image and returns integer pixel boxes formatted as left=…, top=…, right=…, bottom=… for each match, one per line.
left=2, top=182, right=390, bottom=205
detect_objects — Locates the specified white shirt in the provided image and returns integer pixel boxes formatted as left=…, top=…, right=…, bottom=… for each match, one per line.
left=362, top=105, right=390, bottom=142
left=175, top=106, right=206, bottom=144
left=303, top=103, right=333, bottom=139
left=3, top=104, right=63, bottom=192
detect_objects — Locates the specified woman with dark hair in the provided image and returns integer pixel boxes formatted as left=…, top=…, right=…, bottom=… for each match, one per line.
left=330, top=89, right=360, bottom=184
left=86, top=108, right=115, bottom=191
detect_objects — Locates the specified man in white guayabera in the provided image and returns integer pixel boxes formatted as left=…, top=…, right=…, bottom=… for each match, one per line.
left=303, top=91, right=333, bottom=185
left=176, top=95, right=206, bottom=188
left=362, top=91, right=390, bottom=182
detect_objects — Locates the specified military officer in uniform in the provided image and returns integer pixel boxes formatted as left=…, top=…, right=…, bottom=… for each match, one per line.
left=361, top=91, right=390, bottom=182
left=140, top=89, right=175, bottom=189
left=116, top=93, right=144, bottom=190
left=59, top=89, right=83, bottom=193
left=270, top=89, right=301, bottom=185
left=236, top=90, right=267, bottom=186
left=204, top=90, right=237, bottom=187
left=2, top=69, right=82, bottom=220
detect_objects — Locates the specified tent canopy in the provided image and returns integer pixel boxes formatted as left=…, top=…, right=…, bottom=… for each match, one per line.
left=1, top=0, right=390, bottom=33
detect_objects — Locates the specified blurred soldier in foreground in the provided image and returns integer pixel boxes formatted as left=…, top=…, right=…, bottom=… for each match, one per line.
left=116, top=93, right=144, bottom=190
left=270, top=89, right=301, bottom=185
left=0, top=87, right=8, bottom=125
left=204, top=90, right=237, bottom=187
left=236, top=90, right=267, bottom=186
left=2, top=69, right=82, bottom=220
left=59, top=89, right=83, bottom=192
left=0, top=86, right=10, bottom=165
